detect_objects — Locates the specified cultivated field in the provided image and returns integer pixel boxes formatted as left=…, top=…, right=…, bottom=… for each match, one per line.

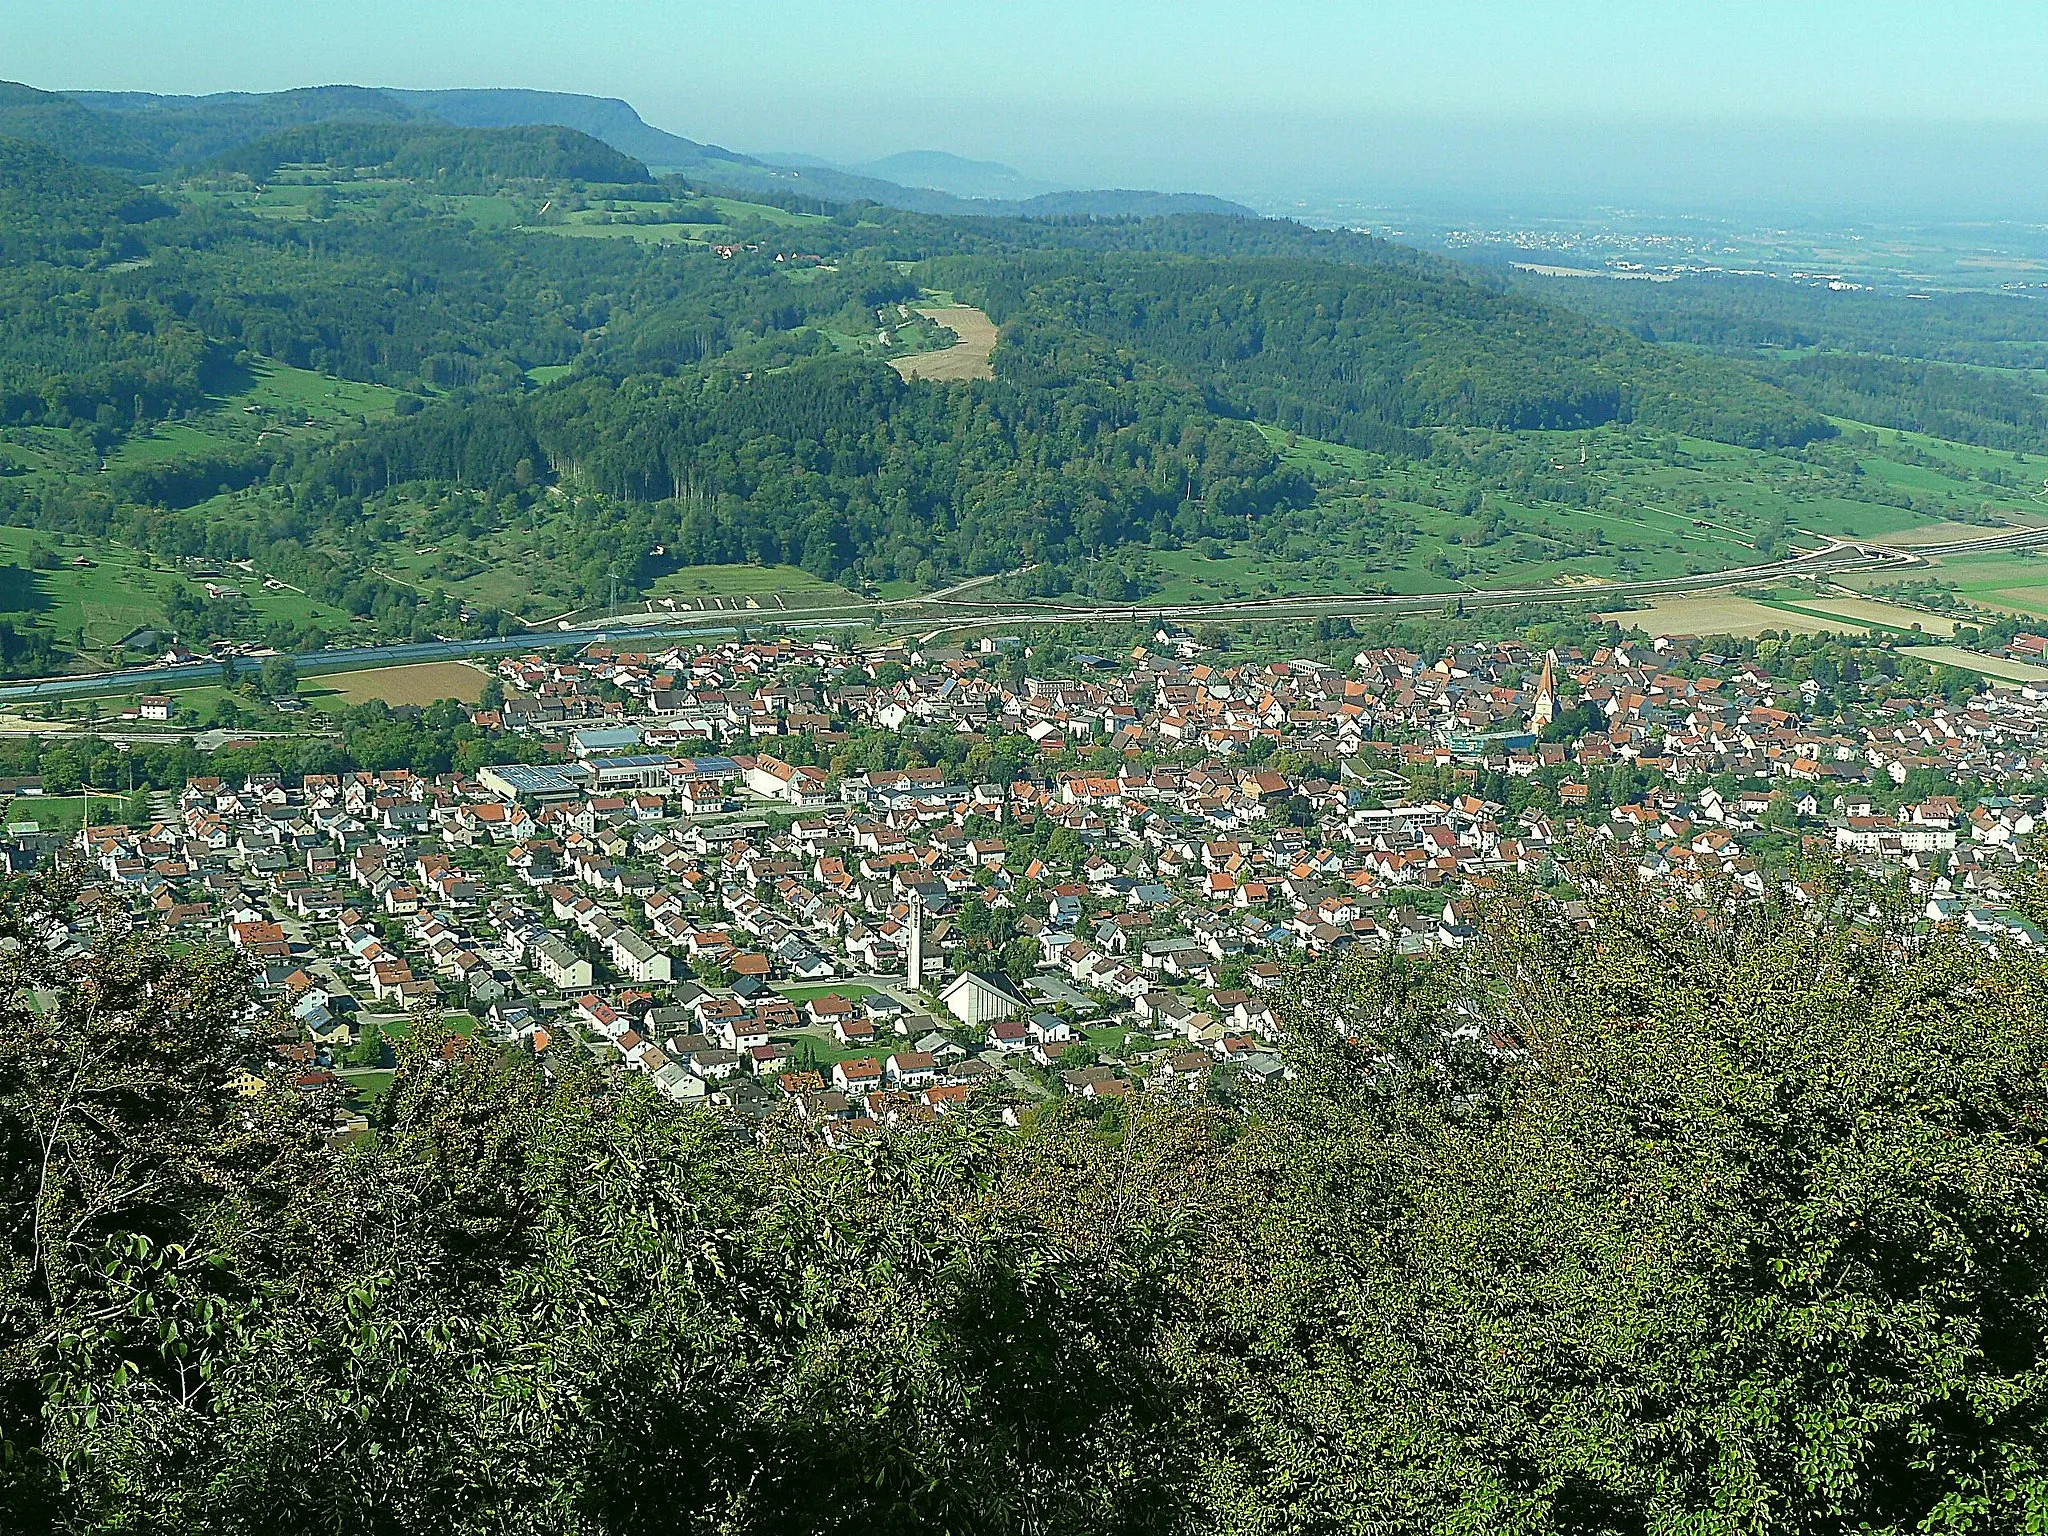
left=1899, top=645, right=2048, bottom=682
left=314, top=662, right=488, bottom=707
left=890, top=307, right=998, bottom=382
left=1866, top=517, right=2048, bottom=548
left=1897, top=549, right=2048, bottom=619
left=1601, top=595, right=1862, bottom=639
left=1789, top=595, right=1958, bottom=636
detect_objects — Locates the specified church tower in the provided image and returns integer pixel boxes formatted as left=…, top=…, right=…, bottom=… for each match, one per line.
left=906, top=896, right=924, bottom=990
left=1531, top=650, right=1559, bottom=731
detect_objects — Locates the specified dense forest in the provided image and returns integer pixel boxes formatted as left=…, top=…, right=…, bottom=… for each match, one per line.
left=1518, top=268, right=2048, bottom=450
left=3, top=858, right=2044, bottom=1532
left=302, top=342, right=1309, bottom=586
left=1519, top=269, right=2048, bottom=369
left=0, top=81, right=475, bottom=173
left=1754, top=350, right=2048, bottom=451
left=937, top=250, right=1832, bottom=449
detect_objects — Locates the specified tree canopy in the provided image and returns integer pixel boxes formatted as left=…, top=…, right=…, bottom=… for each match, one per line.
left=3, top=857, right=2045, bottom=1532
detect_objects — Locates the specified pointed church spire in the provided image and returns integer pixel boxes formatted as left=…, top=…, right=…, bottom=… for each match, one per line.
left=1532, top=650, right=1559, bottom=730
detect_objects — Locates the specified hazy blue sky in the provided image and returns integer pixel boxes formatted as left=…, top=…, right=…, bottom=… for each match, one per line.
left=9, top=2, right=2048, bottom=214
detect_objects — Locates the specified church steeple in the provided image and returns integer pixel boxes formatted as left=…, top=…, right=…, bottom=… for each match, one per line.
left=1531, top=650, right=1559, bottom=730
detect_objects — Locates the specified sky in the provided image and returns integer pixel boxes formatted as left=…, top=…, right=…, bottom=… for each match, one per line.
left=7, top=1, right=2048, bottom=217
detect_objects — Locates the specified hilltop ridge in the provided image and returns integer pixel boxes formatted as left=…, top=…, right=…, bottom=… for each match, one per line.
left=10, top=81, right=1255, bottom=219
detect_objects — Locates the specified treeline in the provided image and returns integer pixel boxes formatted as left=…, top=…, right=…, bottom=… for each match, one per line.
left=0, top=697, right=550, bottom=790
left=5, top=859, right=2046, bottom=1531
left=934, top=250, right=1833, bottom=450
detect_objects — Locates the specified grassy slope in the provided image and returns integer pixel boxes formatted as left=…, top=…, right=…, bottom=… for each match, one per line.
left=102, top=359, right=407, bottom=473
left=0, top=527, right=353, bottom=654
left=1118, top=419, right=2048, bottom=605
left=356, top=485, right=863, bottom=622
left=0, top=360, right=395, bottom=658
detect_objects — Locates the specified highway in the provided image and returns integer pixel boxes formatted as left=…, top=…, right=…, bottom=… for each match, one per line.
left=3, top=524, right=2042, bottom=707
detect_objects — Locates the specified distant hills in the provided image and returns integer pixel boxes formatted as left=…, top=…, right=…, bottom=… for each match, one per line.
left=759, top=148, right=1068, bottom=202
left=856, top=150, right=1068, bottom=202
left=1, top=81, right=1255, bottom=220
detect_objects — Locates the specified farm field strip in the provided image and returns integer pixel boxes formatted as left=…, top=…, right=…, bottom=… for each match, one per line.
left=1784, top=595, right=1959, bottom=636
left=1599, top=595, right=1866, bottom=639
left=1899, top=645, right=2048, bottom=682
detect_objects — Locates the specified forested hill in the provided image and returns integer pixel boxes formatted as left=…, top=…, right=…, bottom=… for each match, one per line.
left=9, top=82, right=426, bottom=169
left=935, top=251, right=1831, bottom=449
left=8, top=80, right=1254, bottom=220
left=0, top=124, right=1845, bottom=617
left=0, top=82, right=163, bottom=172
left=383, top=87, right=755, bottom=172
left=1518, top=268, right=2048, bottom=452
left=0, top=135, right=173, bottom=262
left=209, top=122, right=650, bottom=187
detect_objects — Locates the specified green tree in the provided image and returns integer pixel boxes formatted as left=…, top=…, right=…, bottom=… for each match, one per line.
left=1211, top=855, right=2048, bottom=1532
left=344, top=1019, right=385, bottom=1068
left=259, top=655, right=298, bottom=698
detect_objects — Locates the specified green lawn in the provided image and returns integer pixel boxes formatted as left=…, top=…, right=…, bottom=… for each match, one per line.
left=776, top=983, right=879, bottom=1005
left=0, top=794, right=94, bottom=836
left=340, top=1069, right=394, bottom=1116
left=704, top=196, right=830, bottom=228
left=544, top=221, right=707, bottom=247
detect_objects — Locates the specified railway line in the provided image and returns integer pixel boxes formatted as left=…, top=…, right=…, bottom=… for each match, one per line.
left=6, top=524, right=2046, bottom=705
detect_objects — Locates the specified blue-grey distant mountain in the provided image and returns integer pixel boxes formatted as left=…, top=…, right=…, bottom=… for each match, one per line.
left=1008, top=189, right=1258, bottom=218
left=7, top=81, right=1256, bottom=219
left=754, top=147, right=1254, bottom=216
left=851, top=151, right=1068, bottom=202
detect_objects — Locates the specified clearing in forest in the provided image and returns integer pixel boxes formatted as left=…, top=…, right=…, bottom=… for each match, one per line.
left=890, top=307, right=998, bottom=382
